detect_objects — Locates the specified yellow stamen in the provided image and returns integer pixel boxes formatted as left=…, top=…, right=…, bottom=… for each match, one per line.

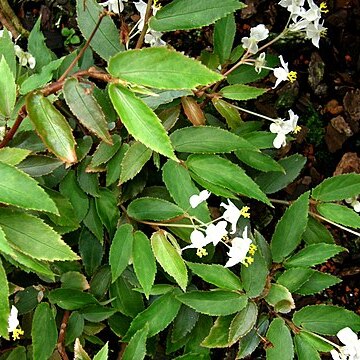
left=242, top=261, right=249, bottom=267
left=287, top=71, right=297, bottom=83
left=12, top=327, right=24, bottom=340
left=245, top=256, right=254, bottom=265
left=196, top=248, right=208, bottom=258
left=239, top=206, right=250, bottom=219
left=249, top=244, right=257, bottom=256
left=294, top=125, right=301, bottom=134
left=320, top=29, right=328, bottom=38
left=320, top=2, right=329, bottom=13
left=153, top=0, right=162, bottom=10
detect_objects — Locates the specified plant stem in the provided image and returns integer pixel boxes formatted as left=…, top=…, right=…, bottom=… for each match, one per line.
left=135, top=0, right=153, bottom=49
left=0, top=105, right=26, bottom=149
left=57, top=310, right=70, bottom=360
left=58, top=12, right=107, bottom=82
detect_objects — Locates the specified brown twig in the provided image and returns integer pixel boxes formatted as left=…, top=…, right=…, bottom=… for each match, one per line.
left=57, top=310, right=70, bottom=360
left=58, top=12, right=107, bottom=82
left=135, top=0, right=153, bottom=49
left=0, top=105, right=26, bottom=149
left=0, top=0, right=29, bottom=37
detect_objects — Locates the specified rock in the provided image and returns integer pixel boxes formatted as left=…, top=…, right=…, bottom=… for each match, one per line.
left=333, top=152, right=360, bottom=175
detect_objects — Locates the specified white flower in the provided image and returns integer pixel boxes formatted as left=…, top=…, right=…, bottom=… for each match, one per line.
left=305, top=19, right=326, bottom=47
left=225, top=227, right=255, bottom=268
left=241, top=24, right=269, bottom=54
left=279, top=0, right=305, bottom=15
left=134, top=0, right=148, bottom=31
left=254, top=52, right=266, bottom=73
left=220, top=200, right=250, bottom=234
left=14, top=44, right=36, bottom=69
left=302, top=0, right=321, bottom=22
left=330, top=327, right=360, bottom=360
left=270, top=109, right=300, bottom=148
left=189, top=190, right=211, bottom=208
left=205, top=221, right=228, bottom=246
left=346, top=197, right=360, bottom=213
left=99, top=0, right=127, bottom=14
left=8, top=305, right=19, bottom=333
left=272, top=55, right=297, bottom=89
left=145, top=30, right=166, bottom=47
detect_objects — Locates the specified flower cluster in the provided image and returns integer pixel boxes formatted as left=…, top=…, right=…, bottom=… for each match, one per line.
left=279, top=0, right=328, bottom=47
left=99, top=0, right=165, bottom=47
left=241, top=24, right=269, bottom=54
left=182, top=191, right=256, bottom=268
left=330, top=327, right=360, bottom=360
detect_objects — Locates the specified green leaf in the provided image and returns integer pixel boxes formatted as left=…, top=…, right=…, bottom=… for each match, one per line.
left=186, top=262, right=242, bottom=291
left=74, top=338, right=91, bottom=360
left=294, top=333, right=321, bottom=360
left=76, top=0, right=123, bottom=61
left=0, top=208, right=79, bottom=261
left=285, top=244, right=345, bottom=268
left=20, top=58, right=64, bottom=95
left=303, top=217, right=334, bottom=245
left=186, top=154, right=271, bottom=205
left=241, top=247, right=269, bottom=298
left=61, top=271, right=89, bottom=291
left=141, top=89, right=191, bottom=110
left=214, top=14, right=236, bottom=64
left=88, top=135, right=122, bottom=169
left=90, top=266, right=112, bottom=299
left=0, top=56, right=16, bottom=118
left=90, top=343, right=107, bottom=360
left=312, top=174, right=360, bottom=202
left=119, top=142, right=152, bottom=184
left=83, top=198, right=103, bottom=242
left=106, top=144, right=129, bottom=186
left=79, top=228, right=103, bottom=276
left=264, top=284, right=295, bottom=314
left=26, top=92, right=77, bottom=164
left=63, top=78, right=112, bottom=144
left=172, top=305, right=199, bottom=341
left=212, top=98, right=242, bottom=130
left=59, top=170, right=89, bottom=222
left=266, top=318, right=294, bottom=360
left=149, top=0, right=245, bottom=31
left=123, top=289, right=182, bottom=341
left=133, top=231, right=156, bottom=299
left=162, top=159, right=211, bottom=223
left=151, top=231, right=188, bottom=291
left=0, top=161, right=58, bottom=214
left=184, top=314, right=212, bottom=356
left=109, top=84, right=176, bottom=160
left=271, top=192, right=309, bottom=263
left=277, top=268, right=314, bottom=293
left=81, top=305, right=115, bottom=322
left=170, top=126, right=255, bottom=153
left=255, top=154, right=306, bottom=194
left=28, top=17, right=55, bottom=71
left=296, top=271, right=341, bottom=295
left=127, top=197, right=184, bottom=221
left=0, top=148, right=30, bottom=166
left=108, top=48, right=223, bottom=90
left=110, top=274, right=144, bottom=318
left=227, top=54, right=279, bottom=85
left=17, top=155, right=63, bottom=177
left=298, top=331, right=333, bottom=352
left=317, top=203, right=360, bottom=229
left=4, top=346, right=27, bottom=360
left=220, top=84, right=267, bottom=101
left=32, top=303, right=57, bottom=360
left=235, top=149, right=284, bottom=173
left=237, top=315, right=269, bottom=359
left=77, top=157, right=100, bottom=197
left=95, top=188, right=119, bottom=235
left=0, top=258, right=9, bottom=338
left=228, top=301, right=258, bottom=345
left=122, top=326, right=148, bottom=360
left=201, top=315, right=233, bottom=348
left=48, top=289, right=98, bottom=310
left=109, top=224, right=134, bottom=282
left=0, top=29, right=16, bottom=76
left=177, top=290, right=248, bottom=316
left=293, top=305, right=360, bottom=335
